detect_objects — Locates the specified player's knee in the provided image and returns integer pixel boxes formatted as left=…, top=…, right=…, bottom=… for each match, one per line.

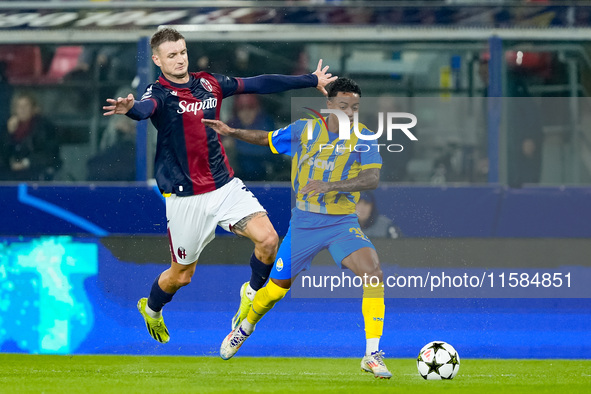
left=366, top=266, right=383, bottom=282
left=367, top=253, right=383, bottom=281
left=257, top=230, right=279, bottom=259
left=376, top=268, right=384, bottom=282
left=174, top=271, right=193, bottom=287
left=176, top=277, right=191, bottom=287
left=374, top=268, right=384, bottom=282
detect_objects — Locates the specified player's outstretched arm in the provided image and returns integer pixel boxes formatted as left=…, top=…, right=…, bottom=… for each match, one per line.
left=103, top=93, right=135, bottom=116
left=301, top=168, right=380, bottom=198
left=239, top=59, right=337, bottom=97
left=202, top=119, right=269, bottom=147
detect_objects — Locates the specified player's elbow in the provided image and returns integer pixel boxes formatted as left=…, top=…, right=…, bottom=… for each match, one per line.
left=368, top=178, right=379, bottom=190
left=364, top=170, right=380, bottom=190
left=258, top=136, right=271, bottom=147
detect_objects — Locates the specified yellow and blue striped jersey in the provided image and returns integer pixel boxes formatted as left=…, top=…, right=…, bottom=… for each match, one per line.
left=268, top=118, right=382, bottom=215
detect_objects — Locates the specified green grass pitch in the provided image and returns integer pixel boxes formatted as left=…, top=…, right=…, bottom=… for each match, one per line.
left=1, top=354, right=590, bottom=393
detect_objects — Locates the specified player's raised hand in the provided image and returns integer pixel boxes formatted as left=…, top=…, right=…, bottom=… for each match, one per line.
left=202, top=118, right=234, bottom=136
left=313, top=59, right=338, bottom=96
left=103, top=93, right=135, bottom=116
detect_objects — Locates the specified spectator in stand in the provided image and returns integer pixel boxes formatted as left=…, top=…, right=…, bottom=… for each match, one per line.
left=226, top=95, right=288, bottom=181
left=375, top=95, right=414, bottom=182
left=68, top=45, right=136, bottom=83
left=65, top=45, right=137, bottom=113
left=480, top=53, right=544, bottom=187
left=506, top=77, right=543, bottom=187
left=98, top=85, right=135, bottom=151
left=1, top=93, right=61, bottom=181
left=0, top=62, right=11, bottom=133
left=356, top=191, right=402, bottom=239
left=87, top=116, right=136, bottom=182
left=0, top=62, right=13, bottom=174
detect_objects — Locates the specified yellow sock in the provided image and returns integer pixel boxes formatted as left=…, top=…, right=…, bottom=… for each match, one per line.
left=246, top=280, right=290, bottom=325
left=362, top=282, right=385, bottom=340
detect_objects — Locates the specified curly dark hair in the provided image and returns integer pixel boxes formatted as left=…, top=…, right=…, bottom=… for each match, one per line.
left=326, top=77, right=362, bottom=98
left=150, top=28, right=185, bottom=52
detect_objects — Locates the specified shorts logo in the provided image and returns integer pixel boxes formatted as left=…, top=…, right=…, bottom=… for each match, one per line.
left=177, top=247, right=187, bottom=259
left=276, top=258, right=284, bottom=272
left=349, top=227, right=370, bottom=242
left=201, top=78, right=213, bottom=92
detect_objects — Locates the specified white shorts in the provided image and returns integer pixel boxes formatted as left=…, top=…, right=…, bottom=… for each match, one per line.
left=166, top=178, right=265, bottom=265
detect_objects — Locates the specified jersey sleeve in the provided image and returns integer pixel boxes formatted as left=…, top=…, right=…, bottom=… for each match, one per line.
left=213, top=73, right=317, bottom=98
left=268, top=119, right=306, bottom=157
left=213, top=73, right=318, bottom=98
left=359, top=126, right=383, bottom=170
left=211, top=73, right=241, bottom=98
left=239, top=74, right=318, bottom=94
left=126, top=83, right=163, bottom=120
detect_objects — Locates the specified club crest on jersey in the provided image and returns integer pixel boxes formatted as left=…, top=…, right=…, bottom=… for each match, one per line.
left=200, top=78, right=213, bottom=92
left=335, top=141, right=348, bottom=156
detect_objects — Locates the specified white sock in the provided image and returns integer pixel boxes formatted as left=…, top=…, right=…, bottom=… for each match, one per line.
left=145, top=303, right=162, bottom=319
left=241, top=319, right=255, bottom=335
left=245, top=283, right=257, bottom=301
left=366, top=338, right=380, bottom=356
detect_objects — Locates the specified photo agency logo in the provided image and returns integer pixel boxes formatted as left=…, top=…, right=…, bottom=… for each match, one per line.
left=304, top=108, right=418, bottom=153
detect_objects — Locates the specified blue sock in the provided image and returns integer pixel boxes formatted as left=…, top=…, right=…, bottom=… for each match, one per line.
left=249, top=253, right=272, bottom=291
left=147, top=275, right=174, bottom=312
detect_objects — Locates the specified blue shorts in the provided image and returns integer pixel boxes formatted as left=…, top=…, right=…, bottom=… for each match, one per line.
left=270, top=208, right=376, bottom=280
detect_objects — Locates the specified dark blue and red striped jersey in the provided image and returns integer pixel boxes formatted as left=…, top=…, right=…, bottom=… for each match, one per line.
left=127, top=71, right=317, bottom=196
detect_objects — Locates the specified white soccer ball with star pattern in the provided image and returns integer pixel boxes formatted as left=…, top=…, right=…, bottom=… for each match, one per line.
left=417, top=341, right=460, bottom=380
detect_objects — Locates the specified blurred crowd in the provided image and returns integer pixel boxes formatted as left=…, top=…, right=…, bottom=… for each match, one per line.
left=0, top=40, right=574, bottom=187
left=0, top=0, right=586, bottom=186
left=1, top=1, right=589, bottom=27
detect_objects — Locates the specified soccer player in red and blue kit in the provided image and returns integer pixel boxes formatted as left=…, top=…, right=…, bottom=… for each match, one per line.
left=103, top=27, right=336, bottom=344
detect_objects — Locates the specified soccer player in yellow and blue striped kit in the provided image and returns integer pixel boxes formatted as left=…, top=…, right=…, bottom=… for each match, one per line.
left=203, top=77, right=391, bottom=379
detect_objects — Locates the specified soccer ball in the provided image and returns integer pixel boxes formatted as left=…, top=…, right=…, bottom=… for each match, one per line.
left=417, top=341, right=460, bottom=380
